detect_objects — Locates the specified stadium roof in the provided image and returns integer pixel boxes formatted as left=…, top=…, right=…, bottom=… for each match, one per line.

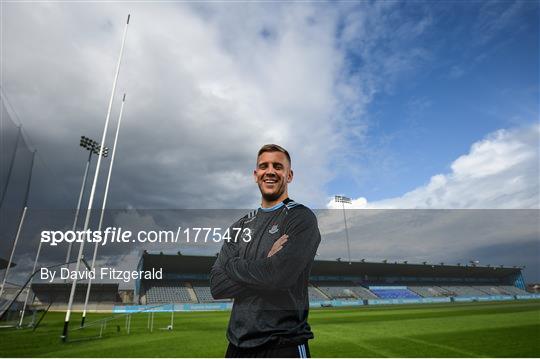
left=140, top=252, right=522, bottom=279
left=0, top=258, right=15, bottom=270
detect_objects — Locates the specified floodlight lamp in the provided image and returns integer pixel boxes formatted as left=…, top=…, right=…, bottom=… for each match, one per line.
left=335, top=195, right=352, bottom=204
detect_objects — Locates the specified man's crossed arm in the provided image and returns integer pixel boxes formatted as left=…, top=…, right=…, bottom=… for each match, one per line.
left=209, top=210, right=321, bottom=299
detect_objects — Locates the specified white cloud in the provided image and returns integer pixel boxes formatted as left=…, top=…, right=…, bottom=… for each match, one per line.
left=2, top=3, right=437, bottom=210
left=328, top=125, right=539, bottom=209
left=2, top=3, right=351, bottom=209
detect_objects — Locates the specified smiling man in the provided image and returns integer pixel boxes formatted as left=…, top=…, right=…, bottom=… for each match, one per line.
left=210, top=144, right=321, bottom=358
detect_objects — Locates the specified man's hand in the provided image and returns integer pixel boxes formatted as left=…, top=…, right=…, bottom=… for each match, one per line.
left=267, top=234, right=288, bottom=257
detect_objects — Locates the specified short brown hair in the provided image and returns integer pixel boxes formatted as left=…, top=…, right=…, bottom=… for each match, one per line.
left=257, top=144, right=291, bottom=165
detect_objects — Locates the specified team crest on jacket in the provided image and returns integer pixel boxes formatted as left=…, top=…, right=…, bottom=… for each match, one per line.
left=268, top=224, right=279, bottom=234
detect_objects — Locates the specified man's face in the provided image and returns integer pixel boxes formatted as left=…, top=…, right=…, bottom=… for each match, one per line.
left=254, top=151, right=293, bottom=202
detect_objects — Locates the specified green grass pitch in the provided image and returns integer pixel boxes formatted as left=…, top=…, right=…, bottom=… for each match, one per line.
left=2, top=300, right=539, bottom=357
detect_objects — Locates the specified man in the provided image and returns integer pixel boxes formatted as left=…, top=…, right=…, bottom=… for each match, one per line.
left=210, top=144, right=321, bottom=358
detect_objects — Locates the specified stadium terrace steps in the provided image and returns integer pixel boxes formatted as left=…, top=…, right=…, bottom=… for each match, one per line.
left=308, top=286, right=330, bottom=301
left=368, top=286, right=421, bottom=299
left=408, top=285, right=453, bottom=297
left=439, top=285, right=492, bottom=297
left=434, top=285, right=455, bottom=296
left=311, top=282, right=378, bottom=300
left=184, top=282, right=199, bottom=302
left=473, top=286, right=512, bottom=296
left=192, top=284, right=217, bottom=303
left=143, top=281, right=231, bottom=304
left=350, top=286, right=379, bottom=299
left=498, top=285, right=529, bottom=295
left=144, top=281, right=194, bottom=303
left=314, top=282, right=360, bottom=300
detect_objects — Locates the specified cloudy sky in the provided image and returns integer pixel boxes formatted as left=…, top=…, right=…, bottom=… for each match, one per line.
left=1, top=2, right=539, bottom=283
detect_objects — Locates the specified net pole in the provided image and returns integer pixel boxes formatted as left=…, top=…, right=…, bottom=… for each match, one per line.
left=81, top=94, right=127, bottom=327
left=62, top=14, right=131, bottom=342
left=65, top=149, right=92, bottom=279
left=18, top=227, right=43, bottom=327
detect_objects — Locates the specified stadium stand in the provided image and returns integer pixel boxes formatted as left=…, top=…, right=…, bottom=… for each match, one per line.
left=408, top=285, right=453, bottom=297
left=439, top=286, right=489, bottom=297
left=498, top=285, right=529, bottom=296
left=192, top=285, right=213, bottom=302
left=311, top=282, right=379, bottom=300
left=191, top=282, right=228, bottom=303
left=132, top=253, right=535, bottom=308
left=350, top=286, right=379, bottom=299
left=369, top=286, right=421, bottom=299
left=472, top=285, right=512, bottom=295
left=315, top=282, right=359, bottom=299
left=308, top=286, right=329, bottom=301
left=144, top=281, right=193, bottom=303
